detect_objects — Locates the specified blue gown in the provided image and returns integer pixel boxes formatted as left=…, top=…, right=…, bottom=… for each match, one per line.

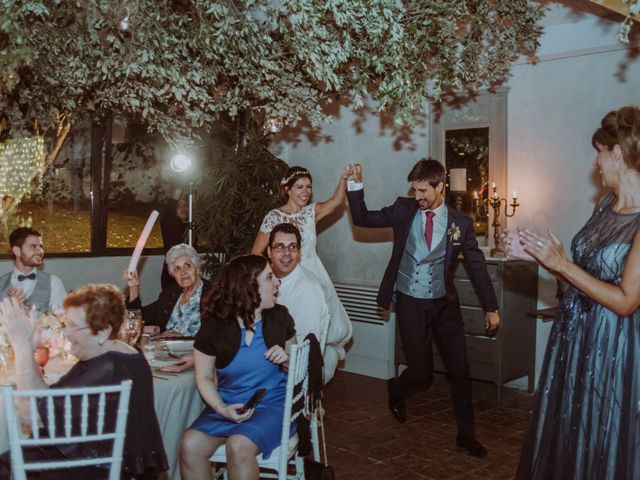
left=517, top=193, right=640, bottom=479
left=190, top=320, right=293, bottom=459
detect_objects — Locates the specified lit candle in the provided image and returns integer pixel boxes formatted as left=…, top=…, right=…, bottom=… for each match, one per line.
left=127, top=210, right=160, bottom=273
left=512, top=190, right=518, bottom=199
left=491, top=182, right=496, bottom=189
left=473, top=191, right=479, bottom=199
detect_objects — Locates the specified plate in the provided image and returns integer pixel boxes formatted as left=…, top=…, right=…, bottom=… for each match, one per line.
left=162, top=339, right=194, bottom=355
left=148, top=358, right=175, bottom=369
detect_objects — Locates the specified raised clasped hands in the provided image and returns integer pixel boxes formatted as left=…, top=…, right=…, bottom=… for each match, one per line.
left=0, top=297, right=40, bottom=349
left=348, top=163, right=363, bottom=183
left=516, top=228, right=568, bottom=273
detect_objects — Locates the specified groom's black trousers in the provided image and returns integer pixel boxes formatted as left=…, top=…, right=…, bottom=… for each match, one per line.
left=394, top=291, right=475, bottom=435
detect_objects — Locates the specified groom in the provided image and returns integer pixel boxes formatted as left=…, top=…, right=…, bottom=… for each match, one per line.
left=346, top=159, right=500, bottom=457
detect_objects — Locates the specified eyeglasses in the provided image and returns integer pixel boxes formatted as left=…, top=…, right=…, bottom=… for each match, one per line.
left=271, top=243, right=299, bottom=253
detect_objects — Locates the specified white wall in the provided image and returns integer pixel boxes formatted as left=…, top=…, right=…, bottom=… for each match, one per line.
left=0, top=255, right=164, bottom=304
left=271, top=8, right=640, bottom=383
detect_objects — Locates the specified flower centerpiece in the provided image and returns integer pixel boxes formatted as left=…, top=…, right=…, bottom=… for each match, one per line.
left=37, top=310, right=65, bottom=358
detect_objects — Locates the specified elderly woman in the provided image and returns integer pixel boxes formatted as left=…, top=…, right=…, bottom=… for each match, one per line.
left=124, top=243, right=209, bottom=337
left=179, top=255, right=296, bottom=479
left=0, top=284, right=168, bottom=479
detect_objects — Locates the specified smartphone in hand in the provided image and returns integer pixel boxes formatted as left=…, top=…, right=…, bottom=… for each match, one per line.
left=238, top=389, right=267, bottom=414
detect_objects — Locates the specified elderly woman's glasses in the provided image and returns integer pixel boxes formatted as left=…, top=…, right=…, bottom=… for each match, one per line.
left=271, top=243, right=299, bottom=253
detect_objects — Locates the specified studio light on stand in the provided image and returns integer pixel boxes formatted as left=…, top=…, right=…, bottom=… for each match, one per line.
left=170, top=154, right=194, bottom=246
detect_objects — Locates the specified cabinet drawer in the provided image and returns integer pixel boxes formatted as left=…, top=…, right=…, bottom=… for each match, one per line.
left=460, top=307, right=486, bottom=336
left=433, top=336, right=497, bottom=382
left=455, top=263, right=498, bottom=281
left=454, top=279, right=499, bottom=308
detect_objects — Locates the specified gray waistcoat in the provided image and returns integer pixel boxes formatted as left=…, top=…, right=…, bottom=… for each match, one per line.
left=396, top=211, right=447, bottom=299
left=0, top=270, right=52, bottom=311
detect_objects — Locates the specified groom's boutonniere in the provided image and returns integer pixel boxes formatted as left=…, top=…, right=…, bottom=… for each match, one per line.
left=448, top=223, right=461, bottom=242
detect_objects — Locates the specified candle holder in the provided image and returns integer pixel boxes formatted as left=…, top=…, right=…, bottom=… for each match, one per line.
left=451, top=191, right=464, bottom=211
left=485, top=185, right=519, bottom=257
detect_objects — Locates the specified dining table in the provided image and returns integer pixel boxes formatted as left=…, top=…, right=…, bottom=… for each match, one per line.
left=0, top=348, right=204, bottom=480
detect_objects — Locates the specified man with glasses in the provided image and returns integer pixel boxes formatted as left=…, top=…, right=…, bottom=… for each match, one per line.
left=267, top=223, right=329, bottom=348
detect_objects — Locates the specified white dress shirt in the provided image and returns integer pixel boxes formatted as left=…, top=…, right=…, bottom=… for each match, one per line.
left=9, top=268, right=66, bottom=311
left=277, top=264, right=330, bottom=347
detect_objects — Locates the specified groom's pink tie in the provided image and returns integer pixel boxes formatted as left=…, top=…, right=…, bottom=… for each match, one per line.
left=425, top=210, right=435, bottom=249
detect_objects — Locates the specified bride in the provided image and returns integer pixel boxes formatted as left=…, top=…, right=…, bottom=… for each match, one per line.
left=252, top=165, right=353, bottom=382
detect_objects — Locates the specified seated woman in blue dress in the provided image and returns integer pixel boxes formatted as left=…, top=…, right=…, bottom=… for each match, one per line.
left=179, top=254, right=296, bottom=479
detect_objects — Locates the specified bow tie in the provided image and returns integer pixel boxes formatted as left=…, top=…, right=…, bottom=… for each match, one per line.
left=17, top=273, right=36, bottom=282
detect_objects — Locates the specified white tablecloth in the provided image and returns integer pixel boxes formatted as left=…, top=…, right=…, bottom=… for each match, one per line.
left=153, top=371, right=204, bottom=480
left=0, top=358, right=204, bottom=480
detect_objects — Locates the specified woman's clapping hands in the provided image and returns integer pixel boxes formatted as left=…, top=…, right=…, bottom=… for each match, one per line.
left=512, top=228, right=568, bottom=273
left=0, top=297, right=40, bottom=350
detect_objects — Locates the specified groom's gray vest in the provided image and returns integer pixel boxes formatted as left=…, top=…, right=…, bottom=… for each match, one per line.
left=0, top=270, right=52, bottom=311
left=396, top=211, right=447, bottom=299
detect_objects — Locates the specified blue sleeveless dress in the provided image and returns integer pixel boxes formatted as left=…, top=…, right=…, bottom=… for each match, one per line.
left=517, top=193, right=640, bottom=479
left=190, top=320, right=293, bottom=458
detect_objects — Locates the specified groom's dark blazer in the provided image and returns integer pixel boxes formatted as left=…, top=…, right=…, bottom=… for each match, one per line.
left=347, top=189, right=498, bottom=314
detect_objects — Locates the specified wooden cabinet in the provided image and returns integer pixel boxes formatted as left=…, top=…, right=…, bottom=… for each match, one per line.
left=395, top=257, right=538, bottom=400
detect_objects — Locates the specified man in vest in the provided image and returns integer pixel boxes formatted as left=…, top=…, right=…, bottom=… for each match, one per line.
left=346, top=159, right=500, bottom=457
left=0, top=227, right=66, bottom=311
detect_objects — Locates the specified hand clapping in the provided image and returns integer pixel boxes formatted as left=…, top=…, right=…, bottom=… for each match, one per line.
left=517, top=228, right=567, bottom=272
left=0, top=297, right=40, bottom=350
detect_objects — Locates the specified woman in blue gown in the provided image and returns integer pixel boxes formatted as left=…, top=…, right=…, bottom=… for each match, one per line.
left=511, top=106, right=640, bottom=479
left=180, top=254, right=296, bottom=479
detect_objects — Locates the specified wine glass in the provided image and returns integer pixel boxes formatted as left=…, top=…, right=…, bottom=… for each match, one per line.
left=120, top=309, right=143, bottom=346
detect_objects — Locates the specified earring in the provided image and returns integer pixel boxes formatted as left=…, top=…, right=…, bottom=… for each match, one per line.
left=98, top=338, right=105, bottom=346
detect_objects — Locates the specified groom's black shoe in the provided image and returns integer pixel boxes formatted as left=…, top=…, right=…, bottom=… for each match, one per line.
left=386, top=378, right=406, bottom=423
left=456, top=433, right=487, bottom=458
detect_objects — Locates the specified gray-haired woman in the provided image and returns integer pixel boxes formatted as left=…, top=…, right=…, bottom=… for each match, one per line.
left=123, top=244, right=210, bottom=372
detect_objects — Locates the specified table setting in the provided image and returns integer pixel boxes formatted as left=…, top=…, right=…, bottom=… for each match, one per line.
left=0, top=308, right=203, bottom=480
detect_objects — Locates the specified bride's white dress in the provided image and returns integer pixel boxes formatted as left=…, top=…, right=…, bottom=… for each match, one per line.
left=260, top=203, right=352, bottom=382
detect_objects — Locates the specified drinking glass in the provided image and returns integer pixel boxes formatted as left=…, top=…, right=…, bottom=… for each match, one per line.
left=120, top=309, right=143, bottom=346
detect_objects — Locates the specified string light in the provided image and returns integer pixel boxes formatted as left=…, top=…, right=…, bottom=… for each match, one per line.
left=0, top=137, right=45, bottom=215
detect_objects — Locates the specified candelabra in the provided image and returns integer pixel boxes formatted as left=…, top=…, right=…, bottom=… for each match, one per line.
left=482, top=184, right=519, bottom=257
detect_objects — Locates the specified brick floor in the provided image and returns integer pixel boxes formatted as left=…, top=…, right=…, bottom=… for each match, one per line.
left=320, top=371, right=533, bottom=480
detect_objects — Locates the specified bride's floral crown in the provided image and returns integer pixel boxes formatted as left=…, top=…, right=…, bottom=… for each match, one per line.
left=280, top=168, right=310, bottom=186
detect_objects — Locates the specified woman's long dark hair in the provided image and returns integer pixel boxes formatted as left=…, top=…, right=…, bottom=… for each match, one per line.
left=202, top=254, right=267, bottom=329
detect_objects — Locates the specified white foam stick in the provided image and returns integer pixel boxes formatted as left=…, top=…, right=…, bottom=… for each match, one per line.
left=127, top=210, right=160, bottom=273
